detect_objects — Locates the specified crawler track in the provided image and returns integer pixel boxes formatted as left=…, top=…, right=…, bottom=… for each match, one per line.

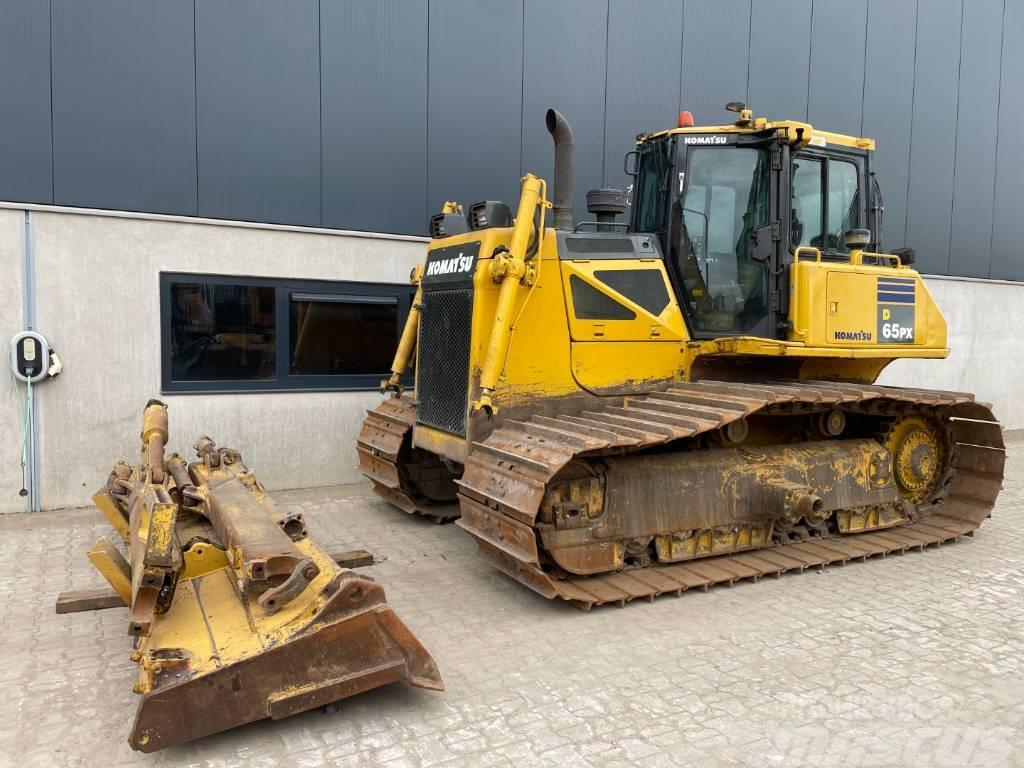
left=357, top=396, right=460, bottom=522
left=452, top=380, right=1004, bottom=609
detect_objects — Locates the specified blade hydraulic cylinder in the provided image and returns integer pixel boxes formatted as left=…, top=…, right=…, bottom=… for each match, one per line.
left=473, top=173, right=548, bottom=415
left=382, top=265, right=424, bottom=394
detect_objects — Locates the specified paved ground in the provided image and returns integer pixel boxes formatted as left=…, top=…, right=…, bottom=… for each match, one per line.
left=1, top=436, right=1021, bottom=768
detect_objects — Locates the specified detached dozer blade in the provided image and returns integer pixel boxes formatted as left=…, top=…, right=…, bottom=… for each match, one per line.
left=90, top=401, right=443, bottom=752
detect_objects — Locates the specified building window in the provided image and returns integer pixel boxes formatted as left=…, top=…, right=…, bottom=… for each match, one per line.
left=289, top=294, right=399, bottom=376
left=169, top=282, right=277, bottom=381
left=161, top=273, right=414, bottom=393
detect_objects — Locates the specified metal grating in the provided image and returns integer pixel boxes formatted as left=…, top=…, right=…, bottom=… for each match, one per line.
left=565, top=236, right=634, bottom=254
left=416, top=288, right=472, bottom=435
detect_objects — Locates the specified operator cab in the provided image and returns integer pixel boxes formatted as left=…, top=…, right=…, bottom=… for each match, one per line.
left=630, top=102, right=883, bottom=340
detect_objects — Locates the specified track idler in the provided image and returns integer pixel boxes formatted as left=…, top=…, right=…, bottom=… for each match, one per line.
left=90, top=401, right=443, bottom=752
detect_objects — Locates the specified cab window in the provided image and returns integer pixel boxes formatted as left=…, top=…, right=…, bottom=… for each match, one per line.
left=790, top=155, right=860, bottom=253
left=675, top=147, right=770, bottom=335
left=633, top=141, right=672, bottom=232
left=828, top=161, right=859, bottom=246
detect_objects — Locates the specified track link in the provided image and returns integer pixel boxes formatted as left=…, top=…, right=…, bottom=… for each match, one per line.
left=454, top=380, right=1005, bottom=609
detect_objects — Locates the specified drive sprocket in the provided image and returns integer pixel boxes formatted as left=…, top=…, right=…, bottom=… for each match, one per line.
left=878, top=414, right=947, bottom=504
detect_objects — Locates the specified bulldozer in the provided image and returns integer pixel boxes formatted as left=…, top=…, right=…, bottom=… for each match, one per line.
left=358, top=104, right=1004, bottom=609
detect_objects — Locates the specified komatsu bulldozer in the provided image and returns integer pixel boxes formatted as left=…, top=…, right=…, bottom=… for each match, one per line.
left=358, top=104, right=1004, bottom=609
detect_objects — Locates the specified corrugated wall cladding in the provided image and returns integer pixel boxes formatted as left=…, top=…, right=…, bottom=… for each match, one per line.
left=51, top=0, right=198, bottom=215
left=0, top=1, right=52, bottom=204
left=0, top=0, right=1021, bottom=279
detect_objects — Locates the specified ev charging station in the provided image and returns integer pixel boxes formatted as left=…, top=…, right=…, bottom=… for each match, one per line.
left=9, top=329, right=61, bottom=511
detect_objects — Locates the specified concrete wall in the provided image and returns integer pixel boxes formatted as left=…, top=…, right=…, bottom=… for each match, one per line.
left=0, top=205, right=1020, bottom=513
left=0, top=206, right=422, bottom=513
left=0, top=210, right=26, bottom=509
left=879, top=276, right=1024, bottom=429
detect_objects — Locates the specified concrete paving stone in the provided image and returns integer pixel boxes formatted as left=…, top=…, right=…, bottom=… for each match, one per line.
left=1, top=434, right=1022, bottom=766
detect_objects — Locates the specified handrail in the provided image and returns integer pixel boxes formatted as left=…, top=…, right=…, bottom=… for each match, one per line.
left=573, top=221, right=629, bottom=233
left=858, top=251, right=903, bottom=268
left=791, top=245, right=903, bottom=268
left=793, top=246, right=822, bottom=263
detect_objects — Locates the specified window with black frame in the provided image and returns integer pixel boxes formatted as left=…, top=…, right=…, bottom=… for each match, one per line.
left=161, top=273, right=413, bottom=392
left=791, top=155, right=860, bottom=254
left=676, top=146, right=770, bottom=334
left=168, top=282, right=277, bottom=382
left=633, top=141, right=672, bottom=233
left=289, top=294, right=398, bottom=376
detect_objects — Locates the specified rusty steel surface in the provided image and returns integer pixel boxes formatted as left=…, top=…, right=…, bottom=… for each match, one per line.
left=188, top=442, right=320, bottom=615
left=449, top=380, right=1004, bottom=609
left=119, top=402, right=183, bottom=636
left=89, top=402, right=444, bottom=752
left=128, top=569, right=444, bottom=752
left=357, top=396, right=460, bottom=522
left=536, top=439, right=906, bottom=575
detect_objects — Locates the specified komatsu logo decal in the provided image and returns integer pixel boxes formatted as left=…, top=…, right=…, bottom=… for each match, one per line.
left=834, top=330, right=872, bottom=341
left=425, top=254, right=474, bottom=276
left=682, top=135, right=728, bottom=145
left=422, top=241, right=481, bottom=287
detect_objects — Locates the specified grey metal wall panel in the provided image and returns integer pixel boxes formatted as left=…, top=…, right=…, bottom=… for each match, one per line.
left=807, top=0, right=867, bottom=136
left=991, top=0, right=1024, bottom=281
left=603, top=0, right=684, bottom=192
left=948, top=0, right=1003, bottom=278
left=0, top=1, right=51, bottom=204
left=861, top=0, right=917, bottom=250
left=51, top=0, right=197, bottom=215
left=321, top=0, right=427, bottom=235
left=521, top=0, right=608, bottom=224
left=0, top=0, right=1019, bottom=283
left=195, top=0, right=321, bottom=226
left=427, top=0, right=523, bottom=217
left=680, top=0, right=751, bottom=125
left=905, top=0, right=963, bottom=274
left=747, top=0, right=812, bottom=121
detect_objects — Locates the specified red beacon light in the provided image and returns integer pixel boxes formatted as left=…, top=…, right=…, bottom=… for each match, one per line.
left=677, top=110, right=694, bottom=128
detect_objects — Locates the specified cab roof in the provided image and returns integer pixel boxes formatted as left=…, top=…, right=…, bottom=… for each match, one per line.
left=639, top=108, right=875, bottom=151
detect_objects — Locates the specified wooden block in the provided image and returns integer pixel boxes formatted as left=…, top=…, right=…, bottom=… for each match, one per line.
left=330, top=549, right=374, bottom=568
left=87, top=537, right=133, bottom=602
left=55, top=587, right=126, bottom=614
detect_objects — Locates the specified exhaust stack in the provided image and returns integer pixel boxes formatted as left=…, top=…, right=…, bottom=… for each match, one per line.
left=545, top=108, right=575, bottom=230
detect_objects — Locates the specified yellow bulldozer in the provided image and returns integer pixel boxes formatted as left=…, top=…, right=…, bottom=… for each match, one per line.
left=359, top=103, right=1005, bottom=609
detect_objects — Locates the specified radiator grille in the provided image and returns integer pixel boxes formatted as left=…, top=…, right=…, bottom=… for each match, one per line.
left=416, top=288, right=472, bottom=435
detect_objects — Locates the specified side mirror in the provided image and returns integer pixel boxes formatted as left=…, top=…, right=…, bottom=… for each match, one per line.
left=750, top=224, right=774, bottom=262
left=623, top=150, right=639, bottom=177
left=892, top=246, right=916, bottom=266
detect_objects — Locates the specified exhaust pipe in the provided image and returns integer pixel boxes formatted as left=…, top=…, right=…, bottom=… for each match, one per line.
left=545, top=108, right=575, bottom=230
